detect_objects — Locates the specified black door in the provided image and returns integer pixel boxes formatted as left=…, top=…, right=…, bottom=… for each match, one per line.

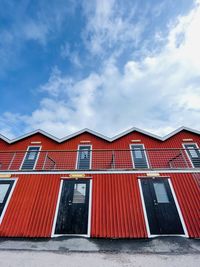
left=21, top=146, right=40, bottom=170
left=0, top=180, right=14, bottom=217
left=55, top=179, right=90, bottom=235
left=184, top=144, right=200, bottom=167
left=77, top=146, right=91, bottom=170
left=141, top=178, right=184, bottom=235
left=131, top=145, right=148, bottom=168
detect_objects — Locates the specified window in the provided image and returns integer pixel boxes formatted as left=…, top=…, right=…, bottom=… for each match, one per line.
left=21, top=146, right=41, bottom=170
left=0, top=180, right=15, bottom=223
left=153, top=182, right=169, bottom=203
left=77, top=145, right=92, bottom=170
left=131, top=144, right=149, bottom=168
left=183, top=143, right=200, bottom=168
left=73, top=184, right=86, bottom=203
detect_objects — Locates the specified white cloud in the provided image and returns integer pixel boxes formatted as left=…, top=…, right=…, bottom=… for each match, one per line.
left=60, top=43, right=82, bottom=67
left=1, top=1, right=200, bottom=139
left=82, top=0, right=144, bottom=56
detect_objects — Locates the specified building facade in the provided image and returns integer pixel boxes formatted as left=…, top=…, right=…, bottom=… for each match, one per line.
left=0, top=127, right=199, bottom=238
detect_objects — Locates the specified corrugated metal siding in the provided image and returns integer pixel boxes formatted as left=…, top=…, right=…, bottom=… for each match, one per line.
left=91, top=173, right=200, bottom=238
left=0, top=172, right=199, bottom=238
left=168, top=173, right=200, bottom=238
left=0, top=130, right=200, bottom=151
left=91, top=174, right=147, bottom=238
left=0, top=174, right=60, bottom=237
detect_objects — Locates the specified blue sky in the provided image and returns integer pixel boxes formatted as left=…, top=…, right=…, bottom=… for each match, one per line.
left=0, top=0, right=200, bottom=138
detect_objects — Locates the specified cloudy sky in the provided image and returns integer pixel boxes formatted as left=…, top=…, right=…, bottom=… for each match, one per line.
left=0, top=0, right=200, bottom=139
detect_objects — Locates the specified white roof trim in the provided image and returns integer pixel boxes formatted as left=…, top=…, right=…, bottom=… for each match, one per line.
left=0, top=126, right=200, bottom=144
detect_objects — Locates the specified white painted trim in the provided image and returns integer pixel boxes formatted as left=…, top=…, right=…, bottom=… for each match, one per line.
left=0, top=178, right=18, bottom=224
left=1, top=126, right=200, bottom=144
left=19, top=146, right=42, bottom=170
left=1, top=169, right=200, bottom=175
left=130, top=144, right=150, bottom=169
left=76, top=145, right=92, bottom=170
left=182, top=143, right=200, bottom=168
left=87, top=179, right=93, bottom=237
left=51, top=179, right=64, bottom=237
left=138, top=177, right=188, bottom=238
left=168, top=178, right=189, bottom=237
left=51, top=178, right=92, bottom=238
left=138, top=179, right=151, bottom=237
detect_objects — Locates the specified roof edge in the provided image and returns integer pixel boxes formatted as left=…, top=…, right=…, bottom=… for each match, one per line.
left=0, top=126, right=199, bottom=144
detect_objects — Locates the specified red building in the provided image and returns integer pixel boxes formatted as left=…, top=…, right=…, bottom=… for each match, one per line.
left=0, top=127, right=199, bottom=238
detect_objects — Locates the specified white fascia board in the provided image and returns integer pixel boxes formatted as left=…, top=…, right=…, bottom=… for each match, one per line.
left=0, top=126, right=200, bottom=144
left=162, top=126, right=200, bottom=141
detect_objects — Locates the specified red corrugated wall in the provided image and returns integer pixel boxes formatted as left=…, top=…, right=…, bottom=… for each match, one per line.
left=0, top=172, right=199, bottom=238
left=91, top=173, right=147, bottom=238
left=0, top=130, right=200, bottom=171
left=168, top=173, right=200, bottom=238
left=0, top=130, right=200, bottom=151
left=0, top=174, right=60, bottom=237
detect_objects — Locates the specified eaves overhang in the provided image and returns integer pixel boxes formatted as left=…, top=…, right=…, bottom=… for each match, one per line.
left=0, top=126, right=200, bottom=144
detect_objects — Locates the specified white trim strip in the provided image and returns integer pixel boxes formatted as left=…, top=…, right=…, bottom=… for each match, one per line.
left=51, top=179, right=92, bottom=238
left=138, top=179, right=151, bottom=237
left=138, top=177, right=188, bottom=238
left=168, top=179, right=189, bottom=237
left=130, top=143, right=150, bottom=169
left=0, top=178, right=18, bottom=224
left=19, top=145, right=42, bottom=170
left=87, top=179, right=93, bottom=237
left=51, top=180, right=64, bottom=237
left=1, top=169, right=200, bottom=175
left=182, top=143, right=200, bottom=168
left=1, top=126, right=200, bottom=144
left=76, top=145, right=92, bottom=170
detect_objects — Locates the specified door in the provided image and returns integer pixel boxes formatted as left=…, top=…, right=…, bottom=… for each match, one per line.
left=141, top=178, right=184, bottom=235
left=0, top=180, right=14, bottom=217
left=131, top=144, right=148, bottom=168
left=55, top=179, right=90, bottom=235
left=77, top=146, right=91, bottom=170
left=21, top=146, right=40, bottom=170
left=184, top=144, right=200, bottom=167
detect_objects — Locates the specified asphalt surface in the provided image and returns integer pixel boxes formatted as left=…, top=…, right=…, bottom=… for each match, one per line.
left=0, top=250, right=200, bottom=267
left=0, top=236, right=199, bottom=254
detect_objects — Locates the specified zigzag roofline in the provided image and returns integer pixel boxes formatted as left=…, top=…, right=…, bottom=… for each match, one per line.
left=0, top=126, right=200, bottom=144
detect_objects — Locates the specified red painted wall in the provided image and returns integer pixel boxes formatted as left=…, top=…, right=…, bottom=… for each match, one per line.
left=0, top=130, right=200, bottom=170
left=0, top=172, right=199, bottom=238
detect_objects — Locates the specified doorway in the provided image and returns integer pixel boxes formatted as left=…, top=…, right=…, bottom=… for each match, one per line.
left=54, top=179, right=91, bottom=236
left=140, top=177, right=185, bottom=236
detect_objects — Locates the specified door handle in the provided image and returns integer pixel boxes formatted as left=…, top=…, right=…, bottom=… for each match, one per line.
left=153, top=200, right=158, bottom=206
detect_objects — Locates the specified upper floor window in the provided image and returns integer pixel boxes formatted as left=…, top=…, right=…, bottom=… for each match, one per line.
left=0, top=180, right=15, bottom=223
left=21, top=146, right=41, bottom=170
left=130, top=144, right=149, bottom=168
left=76, top=145, right=92, bottom=170
left=183, top=143, right=200, bottom=168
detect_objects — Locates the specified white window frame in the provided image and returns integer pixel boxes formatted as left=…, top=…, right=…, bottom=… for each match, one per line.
left=76, top=145, right=92, bottom=170
left=0, top=178, right=18, bottom=224
left=138, top=176, right=188, bottom=238
left=51, top=178, right=93, bottom=238
left=182, top=143, right=200, bottom=168
left=129, top=144, right=150, bottom=168
left=20, top=146, right=42, bottom=170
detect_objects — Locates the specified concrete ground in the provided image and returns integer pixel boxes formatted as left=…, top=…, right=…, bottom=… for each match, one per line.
left=0, top=237, right=199, bottom=267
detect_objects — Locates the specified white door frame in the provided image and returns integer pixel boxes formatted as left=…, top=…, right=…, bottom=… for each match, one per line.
left=138, top=176, right=188, bottom=238
left=51, top=178, right=92, bottom=237
left=0, top=178, right=18, bottom=224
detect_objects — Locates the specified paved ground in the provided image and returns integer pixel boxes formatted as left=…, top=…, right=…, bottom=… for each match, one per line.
left=0, top=251, right=200, bottom=267
left=0, top=237, right=199, bottom=267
